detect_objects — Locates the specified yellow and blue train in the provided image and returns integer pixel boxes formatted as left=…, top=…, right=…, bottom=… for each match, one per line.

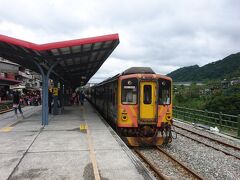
left=87, top=67, right=173, bottom=146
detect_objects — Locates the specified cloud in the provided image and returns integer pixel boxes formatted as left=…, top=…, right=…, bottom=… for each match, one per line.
left=0, top=0, right=239, bottom=83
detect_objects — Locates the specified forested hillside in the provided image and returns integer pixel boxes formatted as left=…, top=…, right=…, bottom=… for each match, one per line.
left=167, top=52, right=240, bottom=82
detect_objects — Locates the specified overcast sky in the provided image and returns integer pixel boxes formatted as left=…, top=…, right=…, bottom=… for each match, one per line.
left=0, top=0, right=239, bottom=83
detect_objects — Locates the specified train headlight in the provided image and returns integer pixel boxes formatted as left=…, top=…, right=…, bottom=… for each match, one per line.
left=122, top=112, right=128, bottom=121
left=166, top=113, right=171, bottom=121
left=122, top=115, right=127, bottom=121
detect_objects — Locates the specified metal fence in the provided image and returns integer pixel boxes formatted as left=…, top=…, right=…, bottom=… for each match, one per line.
left=173, top=106, right=240, bottom=138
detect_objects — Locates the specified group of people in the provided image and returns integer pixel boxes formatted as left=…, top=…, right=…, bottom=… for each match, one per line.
left=12, top=91, right=24, bottom=119
left=12, top=90, right=41, bottom=119
left=70, top=91, right=85, bottom=106
left=22, top=91, right=41, bottom=106
left=12, top=89, right=86, bottom=118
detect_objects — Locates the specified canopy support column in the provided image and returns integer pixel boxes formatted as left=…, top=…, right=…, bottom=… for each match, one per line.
left=32, top=60, right=60, bottom=125
left=32, top=61, right=47, bottom=125
left=44, top=61, right=61, bottom=125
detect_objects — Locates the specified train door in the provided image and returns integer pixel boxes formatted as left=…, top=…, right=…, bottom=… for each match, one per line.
left=140, top=81, right=156, bottom=120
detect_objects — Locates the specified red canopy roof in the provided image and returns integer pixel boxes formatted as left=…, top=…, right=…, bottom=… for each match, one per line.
left=0, top=34, right=119, bottom=88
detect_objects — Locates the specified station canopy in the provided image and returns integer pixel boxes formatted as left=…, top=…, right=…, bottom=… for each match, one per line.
left=0, top=34, right=119, bottom=88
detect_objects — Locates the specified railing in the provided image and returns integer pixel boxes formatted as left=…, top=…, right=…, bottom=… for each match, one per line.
left=173, top=106, right=240, bottom=138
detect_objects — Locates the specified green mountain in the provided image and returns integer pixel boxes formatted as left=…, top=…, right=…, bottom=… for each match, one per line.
left=167, top=52, right=240, bottom=82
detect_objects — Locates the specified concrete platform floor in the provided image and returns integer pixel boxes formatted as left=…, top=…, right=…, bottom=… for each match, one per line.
left=0, top=102, right=154, bottom=180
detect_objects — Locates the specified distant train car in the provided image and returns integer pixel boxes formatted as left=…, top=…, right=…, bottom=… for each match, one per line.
left=88, top=67, right=173, bottom=146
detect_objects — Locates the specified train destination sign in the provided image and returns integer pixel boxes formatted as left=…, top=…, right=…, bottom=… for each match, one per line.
left=124, top=86, right=136, bottom=89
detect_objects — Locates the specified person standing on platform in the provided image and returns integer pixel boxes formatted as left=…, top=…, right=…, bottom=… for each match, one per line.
left=48, top=89, right=53, bottom=113
left=71, top=91, right=76, bottom=105
left=13, top=91, right=24, bottom=119
left=79, top=91, right=85, bottom=106
left=76, top=91, right=80, bottom=105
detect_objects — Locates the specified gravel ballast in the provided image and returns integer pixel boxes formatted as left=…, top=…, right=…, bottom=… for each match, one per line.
left=157, top=119, right=240, bottom=180
left=173, top=119, right=240, bottom=148
left=139, top=148, right=198, bottom=179
left=174, top=127, right=240, bottom=159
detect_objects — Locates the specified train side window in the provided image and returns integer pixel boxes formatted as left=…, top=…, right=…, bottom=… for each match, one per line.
left=159, top=80, right=171, bottom=105
left=143, top=85, right=152, bottom=104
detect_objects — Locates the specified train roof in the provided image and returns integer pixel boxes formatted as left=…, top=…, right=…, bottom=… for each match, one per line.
left=95, top=73, right=120, bottom=86
left=122, top=67, right=155, bottom=75
left=94, top=67, right=158, bottom=87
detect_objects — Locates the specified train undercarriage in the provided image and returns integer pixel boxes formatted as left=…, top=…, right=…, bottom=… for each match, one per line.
left=118, top=123, right=172, bottom=146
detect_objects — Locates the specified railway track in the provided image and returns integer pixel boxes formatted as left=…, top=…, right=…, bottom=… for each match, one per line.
left=134, top=147, right=203, bottom=180
left=134, top=148, right=167, bottom=180
left=174, top=124, right=240, bottom=160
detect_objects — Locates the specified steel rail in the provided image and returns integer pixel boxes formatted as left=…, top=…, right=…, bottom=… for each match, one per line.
left=156, top=147, right=203, bottom=180
left=134, top=148, right=168, bottom=180
left=174, top=124, right=240, bottom=151
left=176, top=131, right=240, bottom=160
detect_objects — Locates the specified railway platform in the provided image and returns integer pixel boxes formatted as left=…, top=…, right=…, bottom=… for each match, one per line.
left=0, top=101, right=154, bottom=180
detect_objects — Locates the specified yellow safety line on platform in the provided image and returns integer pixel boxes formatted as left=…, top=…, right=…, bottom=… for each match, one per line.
left=0, top=127, right=13, bottom=132
left=81, top=107, right=101, bottom=180
left=0, top=120, right=19, bottom=132
left=80, top=124, right=87, bottom=131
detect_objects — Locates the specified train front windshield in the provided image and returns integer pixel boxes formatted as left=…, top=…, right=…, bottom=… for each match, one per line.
left=159, top=79, right=171, bottom=105
left=121, top=78, right=138, bottom=105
